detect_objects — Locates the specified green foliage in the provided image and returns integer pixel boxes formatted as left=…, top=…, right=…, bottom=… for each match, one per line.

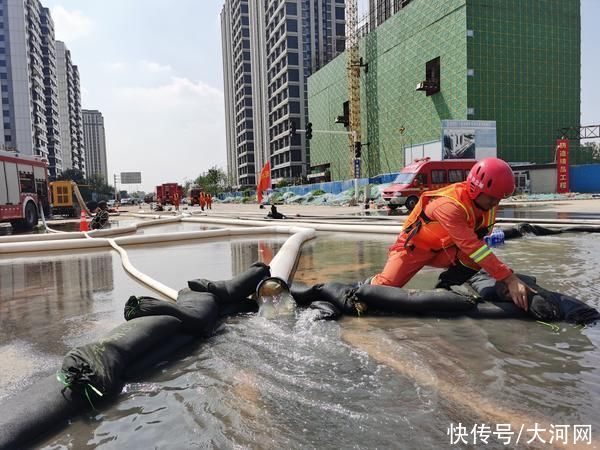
left=87, top=173, right=114, bottom=196
left=276, top=179, right=290, bottom=188
left=57, top=168, right=86, bottom=184
left=580, top=142, right=600, bottom=162
left=194, top=166, right=228, bottom=194
left=311, top=189, right=326, bottom=196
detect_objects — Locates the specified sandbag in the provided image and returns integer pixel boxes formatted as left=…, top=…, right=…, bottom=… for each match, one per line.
left=124, top=291, right=218, bottom=337
left=188, top=261, right=271, bottom=305
left=59, top=316, right=182, bottom=403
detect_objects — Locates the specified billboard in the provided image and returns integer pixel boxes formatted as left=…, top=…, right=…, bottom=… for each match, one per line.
left=441, top=120, right=497, bottom=160
left=120, top=172, right=142, bottom=184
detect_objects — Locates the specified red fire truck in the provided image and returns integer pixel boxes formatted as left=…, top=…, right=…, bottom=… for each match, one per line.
left=156, top=183, right=183, bottom=206
left=189, top=186, right=203, bottom=206
left=0, top=150, right=49, bottom=229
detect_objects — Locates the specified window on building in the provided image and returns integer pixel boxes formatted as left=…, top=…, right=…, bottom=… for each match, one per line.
left=424, top=56, right=440, bottom=96
left=288, top=85, right=299, bottom=97
left=288, top=52, right=298, bottom=65
left=335, top=7, right=345, bottom=20
left=286, top=19, right=297, bottom=32
left=336, top=23, right=345, bottom=35
left=286, top=3, right=297, bottom=15
left=287, top=36, right=298, bottom=49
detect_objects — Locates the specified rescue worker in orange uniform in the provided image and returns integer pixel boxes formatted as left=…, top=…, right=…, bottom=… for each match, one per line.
left=173, top=192, right=180, bottom=211
left=206, top=193, right=212, bottom=210
left=371, top=157, right=534, bottom=310
left=200, top=192, right=206, bottom=211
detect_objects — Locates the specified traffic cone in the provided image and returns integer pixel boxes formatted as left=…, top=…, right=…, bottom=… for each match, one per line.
left=79, top=210, right=89, bottom=232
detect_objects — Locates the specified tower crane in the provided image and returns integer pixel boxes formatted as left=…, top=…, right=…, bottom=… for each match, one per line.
left=346, top=0, right=361, bottom=174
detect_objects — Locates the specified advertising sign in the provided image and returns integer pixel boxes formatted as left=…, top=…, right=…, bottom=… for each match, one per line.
left=441, top=120, right=497, bottom=160
left=120, top=172, right=142, bottom=184
left=556, top=139, right=569, bottom=193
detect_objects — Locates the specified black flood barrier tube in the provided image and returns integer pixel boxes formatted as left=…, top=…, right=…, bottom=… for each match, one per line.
left=188, top=261, right=271, bottom=306
left=502, top=222, right=600, bottom=241
left=469, top=272, right=600, bottom=325
left=124, top=288, right=219, bottom=336
left=0, top=262, right=273, bottom=450
left=291, top=282, right=476, bottom=316
left=0, top=315, right=183, bottom=450
left=291, top=274, right=600, bottom=325
left=309, top=300, right=343, bottom=320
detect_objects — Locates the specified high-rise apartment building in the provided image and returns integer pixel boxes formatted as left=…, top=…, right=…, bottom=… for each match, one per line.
left=55, top=40, right=84, bottom=174
left=40, top=7, right=61, bottom=178
left=0, top=1, right=83, bottom=178
left=1, top=0, right=50, bottom=161
left=221, top=0, right=345, bottom=188
left=82, top=109, right=108, bottom=182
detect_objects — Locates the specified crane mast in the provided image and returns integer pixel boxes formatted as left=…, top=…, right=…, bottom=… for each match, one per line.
left=346, top=0, right=361, bottom=176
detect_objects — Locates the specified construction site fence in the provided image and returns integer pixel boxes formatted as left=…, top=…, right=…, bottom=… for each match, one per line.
left=217, top=164, right=600, bottom=200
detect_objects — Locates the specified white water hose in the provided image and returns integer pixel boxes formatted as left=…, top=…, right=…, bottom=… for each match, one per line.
left=1, top=214, right=316, bottom=303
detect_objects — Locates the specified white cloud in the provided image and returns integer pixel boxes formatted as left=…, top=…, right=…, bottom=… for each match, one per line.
left=141, top=60, right=173, bottom=73
left=104, top=62, right=128, bottom=72
left=105, top=77, right=226, bottom=191
left=51, top=6, right=94, bottom=42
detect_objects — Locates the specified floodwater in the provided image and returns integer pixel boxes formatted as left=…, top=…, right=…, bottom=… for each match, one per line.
left=1, top=225, right=599, bottom=449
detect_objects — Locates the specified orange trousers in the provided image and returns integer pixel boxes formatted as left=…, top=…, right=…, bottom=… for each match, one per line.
left=371, top=237, right=479, bottom=287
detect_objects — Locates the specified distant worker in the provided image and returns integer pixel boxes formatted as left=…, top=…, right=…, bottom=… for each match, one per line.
left=369, top=158, right=534, bottom=310
left=266, top=204, right=285, bottom=220
left=206, top=193, right=212, bottom=210
left=173, top=192, right=180, bottom=211
left=90, top=201, right=110, bottom=230
left=200, top=192, right=206, bottom=211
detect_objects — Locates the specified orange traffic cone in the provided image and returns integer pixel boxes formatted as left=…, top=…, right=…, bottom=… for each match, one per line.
left=79, top=210, right=89, bottom=232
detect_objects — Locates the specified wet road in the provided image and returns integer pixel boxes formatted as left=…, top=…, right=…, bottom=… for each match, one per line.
left=0, top=224, right=599, bottom=449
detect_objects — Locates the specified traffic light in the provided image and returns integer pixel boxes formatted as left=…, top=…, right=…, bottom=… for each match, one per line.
left=354, top=141, right=362, bottom=158
left=306, top=122, right=313, bottom=140
left=289, top=119, right=296, bottom=136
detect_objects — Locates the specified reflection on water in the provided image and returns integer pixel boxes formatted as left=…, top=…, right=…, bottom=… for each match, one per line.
left=1, top=231, right=598, bottom=448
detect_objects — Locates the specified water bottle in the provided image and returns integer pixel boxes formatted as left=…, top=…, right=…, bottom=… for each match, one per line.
left=484, top=228, right=505, bottom=247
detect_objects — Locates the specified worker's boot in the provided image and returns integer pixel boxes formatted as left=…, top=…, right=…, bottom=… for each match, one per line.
left=188, top=261, right=270, bottom=305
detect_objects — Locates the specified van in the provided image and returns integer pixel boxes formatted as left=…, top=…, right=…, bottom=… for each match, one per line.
left=382, top=158, right=477, bottom=211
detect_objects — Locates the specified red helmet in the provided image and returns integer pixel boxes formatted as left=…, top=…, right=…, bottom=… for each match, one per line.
left=466, top=158, right=515, bottom=200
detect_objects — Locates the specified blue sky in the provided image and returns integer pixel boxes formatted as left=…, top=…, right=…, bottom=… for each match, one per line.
left=43, top=1, right=598, bottom=192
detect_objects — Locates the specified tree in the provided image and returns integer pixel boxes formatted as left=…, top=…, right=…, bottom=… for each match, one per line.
left=581, top=142, right=600, bottom=162
left=194, top=166, right=228, bottom=194
left=57, top=168, right=85, bottom=184
left=86, top=173, right=114, bottom=197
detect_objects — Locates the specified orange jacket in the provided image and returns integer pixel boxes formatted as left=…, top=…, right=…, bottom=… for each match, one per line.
left=396, top=182, right=512, bottom=280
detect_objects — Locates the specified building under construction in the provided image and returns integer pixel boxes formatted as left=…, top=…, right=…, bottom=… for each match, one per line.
left=307, top=0, right=581, bottom=181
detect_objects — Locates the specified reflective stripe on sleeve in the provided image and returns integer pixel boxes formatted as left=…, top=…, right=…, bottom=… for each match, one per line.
left=469, top=244, right=493, bottom=263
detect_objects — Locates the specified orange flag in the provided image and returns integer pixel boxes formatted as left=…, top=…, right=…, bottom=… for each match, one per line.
left=257, top=161, right=271, bottom=203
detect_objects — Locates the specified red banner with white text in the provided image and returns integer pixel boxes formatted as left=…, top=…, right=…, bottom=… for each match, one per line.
left=556, top=139, right=569, bottom=194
